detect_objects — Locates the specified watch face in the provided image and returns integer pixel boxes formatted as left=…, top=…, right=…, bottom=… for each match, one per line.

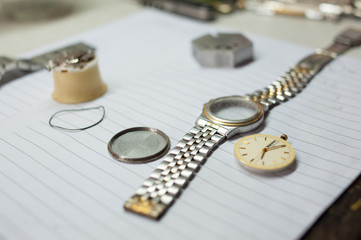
left=203, top=96, right=263, bottom=127
left=234, top=134, right=295, bottom=173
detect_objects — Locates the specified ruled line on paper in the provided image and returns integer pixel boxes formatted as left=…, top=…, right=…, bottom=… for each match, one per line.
left=0, top=151, right=102, bottom=240
left=1, top=10, right=361, bottom=240
left=44, top=105, right=346, bottom=208
left=179, top=196, right=261, bottom=240
left=207, top=154, right=329, bottom=206
left=0, top=137, right=129, bottom=240
left=286, top=100, right=361, bottom=125
left=49, top=101, right=352, bottom=199
left=194, top=171, right=308, bottom=221
left=279, top=104, right=361, bottom=133
left=0, top=192, right=46, bottom=240
left=186, top=186, right=294, bottom=239
left=4, top=131, right=239, bottom=240
left=34, top=122, right=147, bottom=181
left=18, top=128, right=128, bottom=200
left=302, top=84, right=361, bottom=106
left=34, top=100, right=332, bottom=235
left=270, top=115, right=361, bottom=152
left=271, top=110, right=361, bottom=142
left=1, top=131, right=175, bottom=240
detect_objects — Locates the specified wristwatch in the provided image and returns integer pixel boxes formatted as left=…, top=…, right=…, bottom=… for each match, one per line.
left=124, top=28, right=361, bottom=220
left=0, top=43, right=94, bottom=86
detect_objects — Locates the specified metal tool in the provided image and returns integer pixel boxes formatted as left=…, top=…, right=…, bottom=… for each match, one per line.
left=0, top=43, right=95, bottom=87
left=192, top=33, right=253, bottom=68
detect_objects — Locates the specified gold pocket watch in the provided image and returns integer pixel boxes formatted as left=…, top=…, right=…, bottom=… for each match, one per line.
left=234, top=134, right=295, bottom=173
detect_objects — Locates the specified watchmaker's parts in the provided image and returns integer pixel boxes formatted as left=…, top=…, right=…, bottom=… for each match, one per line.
left=125, top=28, right=361, bottom=220
left=0, top=43, right=95, bottom=87
left=234, top=134, right=295, bottom=173
left=50, top=49, right=107, bottom=104
left=202, top=95, right=264, bottom=137
left=243, top=0, right=361, bottom=21
left=139, top=0, right=217, bottom=21
left=49, top=106, right=105, bottom=131
left=192, top=33, right=253, bottom=68
left=108, top=127, right=170, bottom=164
left=124, top=125, right=225, bottom=219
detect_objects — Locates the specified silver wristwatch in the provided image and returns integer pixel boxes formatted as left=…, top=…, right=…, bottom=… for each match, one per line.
left=0, top=43, right=94, bottom=86
left=125, top=28, right=361, bottom=220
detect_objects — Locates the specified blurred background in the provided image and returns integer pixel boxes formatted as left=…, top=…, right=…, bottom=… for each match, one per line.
left=1, top=0, right=360, bottom=57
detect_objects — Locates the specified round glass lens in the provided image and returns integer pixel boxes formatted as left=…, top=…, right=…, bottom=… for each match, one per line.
left=208, top=97, right=259, bottom=122
left=108, top=128, right=170, bottom=163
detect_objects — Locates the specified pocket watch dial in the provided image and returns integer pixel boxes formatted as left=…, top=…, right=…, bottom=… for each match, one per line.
left=234, top=134, right=295, bottom=173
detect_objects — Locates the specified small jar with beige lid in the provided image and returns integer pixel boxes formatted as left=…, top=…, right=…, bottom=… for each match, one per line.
left=50, top=49, right=107, bottom=104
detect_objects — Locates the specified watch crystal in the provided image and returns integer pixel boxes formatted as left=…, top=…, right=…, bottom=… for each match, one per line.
left=204, top=96, right=263, bottom=126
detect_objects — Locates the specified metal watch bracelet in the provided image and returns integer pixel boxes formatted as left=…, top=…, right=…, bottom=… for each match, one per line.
left=124, top=124, right=226, bottom=219
left=123, top=68, right=316, bottom=220
left=247, top=28, right=361, bottom=110
left=125, top=28, right=361, bottom=220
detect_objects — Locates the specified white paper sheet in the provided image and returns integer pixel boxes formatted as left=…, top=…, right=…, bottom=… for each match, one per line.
left=1, top=9, right=361, bottom=240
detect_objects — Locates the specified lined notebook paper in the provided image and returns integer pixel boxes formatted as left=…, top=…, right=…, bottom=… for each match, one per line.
left=1, top=10, right=361, bottom=240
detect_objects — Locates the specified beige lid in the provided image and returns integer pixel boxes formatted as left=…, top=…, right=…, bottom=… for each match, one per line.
left=51, top=55, right=107, bottom=104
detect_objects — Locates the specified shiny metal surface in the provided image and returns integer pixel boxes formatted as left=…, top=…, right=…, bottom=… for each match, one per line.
left=108, top=127, right=170, bottom=164
left=203, top=96, right=263, bottom=125
left=247, top=28, right=361, bottom=110
left=244, top=0, right=361, bottom=20
left=124, top=125, right=225, bottom=219
left=0, top=42, right=95, bottom=86
left=125, top=27, right=361, bottom=220
left=192, top=33, right=253, bottom=68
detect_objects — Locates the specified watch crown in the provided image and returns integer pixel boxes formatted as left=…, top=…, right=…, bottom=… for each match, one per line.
left=280, top=134, right=288, bottom=141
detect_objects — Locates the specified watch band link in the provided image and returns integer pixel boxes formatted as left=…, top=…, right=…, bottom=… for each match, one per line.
left=246, top=67, right=315, bottom=110
left=124, top=28, right=361, bottom=220
left=124, top=125, right=226, bottom=219
left=246, top=28, right=361, bottom=110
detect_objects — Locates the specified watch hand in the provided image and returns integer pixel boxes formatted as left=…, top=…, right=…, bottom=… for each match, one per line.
left=266, top=140, right=276, bottom=148
left=252, top=150, right=263, bottom=162
left=260, top=147, right=267, bottom=160
left=261, top=143, right=286, bottom=159
left=265, top=144, right=286, bottom=151
left=260, top=140, right=276, bottom=159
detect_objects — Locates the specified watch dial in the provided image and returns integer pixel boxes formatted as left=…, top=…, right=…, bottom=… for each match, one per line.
left=234, top=134, right=295, bottom=172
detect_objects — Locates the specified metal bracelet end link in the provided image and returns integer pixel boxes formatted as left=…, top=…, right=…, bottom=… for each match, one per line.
left=124, top=195, right=167, bottom=220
